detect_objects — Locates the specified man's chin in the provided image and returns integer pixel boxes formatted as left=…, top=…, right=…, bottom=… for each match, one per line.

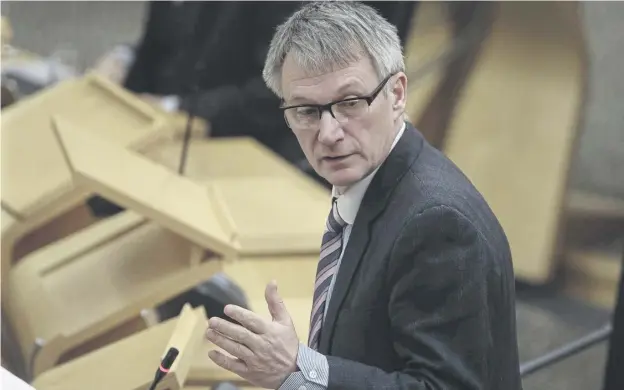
left=323, top=168, right=364, bottom=188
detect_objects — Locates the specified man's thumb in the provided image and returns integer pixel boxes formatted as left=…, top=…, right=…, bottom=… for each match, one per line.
left=265, top=280, right=289, bottom=323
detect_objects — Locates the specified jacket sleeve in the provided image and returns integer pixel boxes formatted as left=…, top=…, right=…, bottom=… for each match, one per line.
left=326, top=205, right=495, bottom=390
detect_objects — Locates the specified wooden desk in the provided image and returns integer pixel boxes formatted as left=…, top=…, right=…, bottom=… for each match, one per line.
left=31, top=305, right=209, bottom=390
left=6, top=215, right=315, bottom=378
left=142, top=137, right=331, bottom=255
left=4, top=119, right=322, bottom=377
left=142, top=136, right=329, bottom=201
left=0, top=73, right=181, bottom=290
left=1, top=74, right=173, bottom=219
left=31, top=296, right=313, bottom=390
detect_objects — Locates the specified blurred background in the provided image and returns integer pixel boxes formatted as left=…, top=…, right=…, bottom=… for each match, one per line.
left=1, top=1, right=623, bottom=390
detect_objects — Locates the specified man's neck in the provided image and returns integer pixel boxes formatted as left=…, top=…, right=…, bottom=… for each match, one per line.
left=334, top=120, right=405, bottom=196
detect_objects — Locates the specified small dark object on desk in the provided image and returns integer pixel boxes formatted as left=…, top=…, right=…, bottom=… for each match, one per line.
left=157, top=272, right=249, bottom=324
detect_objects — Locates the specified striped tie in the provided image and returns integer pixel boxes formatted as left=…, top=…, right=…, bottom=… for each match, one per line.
left=308, top=199, right=347, bottom=350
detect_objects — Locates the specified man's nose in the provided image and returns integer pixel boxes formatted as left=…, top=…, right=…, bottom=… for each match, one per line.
left=318, top=110, right=343, bottom=145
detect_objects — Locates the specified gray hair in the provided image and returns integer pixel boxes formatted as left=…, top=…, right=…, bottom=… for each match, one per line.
left=262, top=1, right=405, bottom=98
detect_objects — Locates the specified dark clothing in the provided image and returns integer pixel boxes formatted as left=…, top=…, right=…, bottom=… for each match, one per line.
left=320, top=122, right=522, bottom=389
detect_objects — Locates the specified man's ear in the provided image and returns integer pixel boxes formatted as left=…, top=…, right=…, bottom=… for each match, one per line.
left=391, top=72, right=408, bottom=120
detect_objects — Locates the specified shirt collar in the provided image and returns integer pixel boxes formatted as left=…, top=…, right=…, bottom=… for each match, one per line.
left=332, top=121, right=406, bottom=224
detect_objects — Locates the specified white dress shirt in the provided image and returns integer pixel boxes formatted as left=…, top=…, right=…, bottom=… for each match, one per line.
left=279, top=121, right=406, bottom=390
left=1, top=367, right=35, bottom=390
left=324, top=121, right=406, bottom=316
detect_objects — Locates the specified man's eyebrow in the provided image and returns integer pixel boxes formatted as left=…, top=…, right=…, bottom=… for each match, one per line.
left=335, top=81, right=364, bottom=97
left=286, top=81, right=365, bottom=106
left=285, top=96, right=313, bottom=106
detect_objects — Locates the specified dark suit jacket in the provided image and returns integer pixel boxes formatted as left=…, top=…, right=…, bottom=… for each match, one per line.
left=318, top=122, right=522, bottom=389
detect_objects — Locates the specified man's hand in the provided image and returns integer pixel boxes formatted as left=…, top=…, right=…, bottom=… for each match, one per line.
left=206, top=281, right=299, bottom=389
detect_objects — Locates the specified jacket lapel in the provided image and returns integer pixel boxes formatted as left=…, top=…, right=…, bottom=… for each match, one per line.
left=318, top=123, right=424, bottom=353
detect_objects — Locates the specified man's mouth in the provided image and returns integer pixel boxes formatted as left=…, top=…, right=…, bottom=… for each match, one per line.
left=323, top=154, right=351, bottom=161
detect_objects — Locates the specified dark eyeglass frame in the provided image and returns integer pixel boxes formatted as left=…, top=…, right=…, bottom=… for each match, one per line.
left=279, top=73, right=394, bottom=127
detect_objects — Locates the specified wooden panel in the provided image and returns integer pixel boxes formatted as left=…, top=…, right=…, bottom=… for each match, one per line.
left=1, top=107, right=75, bottom=217
left=31, top=314, right=177, bottom=390
left=159, top=305, right=208, bottom=390
left=5, top=212, right=222, bottom=376
left=143, top=138, right=331, bottom=255
left=1, top=207, right=18, bottom=236
left=442, top=2, right=586, bottom=282
left=40, top=224, right=196, bottom=335
left=142, top=137, right=330, bottom=201
left=52, top=117, right=237, bottom=258
left=143, top=138, right=295, bottom=179
left=30, top=258, right=317, bottom=390
left=12, top=204, right=100, bottom=261
left=218, top=255, right=317, bottom=343
left=221, top=255, right=317, bottom=302
left=32, top=307, right=207, bottom=390
left=404, top=2, right=452, bottom=125
left=28, top=295, right=315, bottom=389
left=211, top=178, right=327, bottom=255
left=57, top=315, right=148, bottom=366
left=1, top=73, right=171, bottom=218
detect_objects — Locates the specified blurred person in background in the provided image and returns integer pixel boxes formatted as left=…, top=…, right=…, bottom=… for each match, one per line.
left=120, top=0, right=416, bottom=172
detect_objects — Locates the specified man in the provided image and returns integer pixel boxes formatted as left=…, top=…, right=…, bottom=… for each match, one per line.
left=205, top=2, right=522, bottom=390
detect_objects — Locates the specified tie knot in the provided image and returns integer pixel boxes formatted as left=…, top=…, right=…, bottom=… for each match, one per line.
left=326, top=199, right=347, bottom=233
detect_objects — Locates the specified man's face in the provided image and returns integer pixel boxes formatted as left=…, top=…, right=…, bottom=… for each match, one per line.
left=281, top=55, right=406, bottom=188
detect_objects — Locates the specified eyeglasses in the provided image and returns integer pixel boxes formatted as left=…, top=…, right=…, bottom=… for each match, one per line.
left=280, top=74, right=393, bottom=130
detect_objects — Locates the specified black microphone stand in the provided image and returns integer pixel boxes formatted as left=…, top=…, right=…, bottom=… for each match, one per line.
left=603, top=250, right=624, bottom=390
left=519, top=249, right=624, bottom=386
left=175, top=3, right=242, bottom=176
left=147, top=347, right=179, bottom=390
left=177, top=86, right=198, bottom=176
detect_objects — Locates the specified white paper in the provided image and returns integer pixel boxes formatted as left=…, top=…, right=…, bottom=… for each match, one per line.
left=1, top=367, right=36, bottom=390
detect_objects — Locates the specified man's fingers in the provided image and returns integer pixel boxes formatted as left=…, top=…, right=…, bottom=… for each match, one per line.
left=208, top=350, right=248, bottom=375
left=206, top=329, right=254, bottom=361
left=265, top=280, right=290, bottom=324
left=223, top=305, right=267, bottom=334
left=208, top=317, right=260, bottom=348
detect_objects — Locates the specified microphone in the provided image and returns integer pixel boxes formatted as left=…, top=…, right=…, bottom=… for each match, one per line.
left=148, top=347, right=179, bottom=390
